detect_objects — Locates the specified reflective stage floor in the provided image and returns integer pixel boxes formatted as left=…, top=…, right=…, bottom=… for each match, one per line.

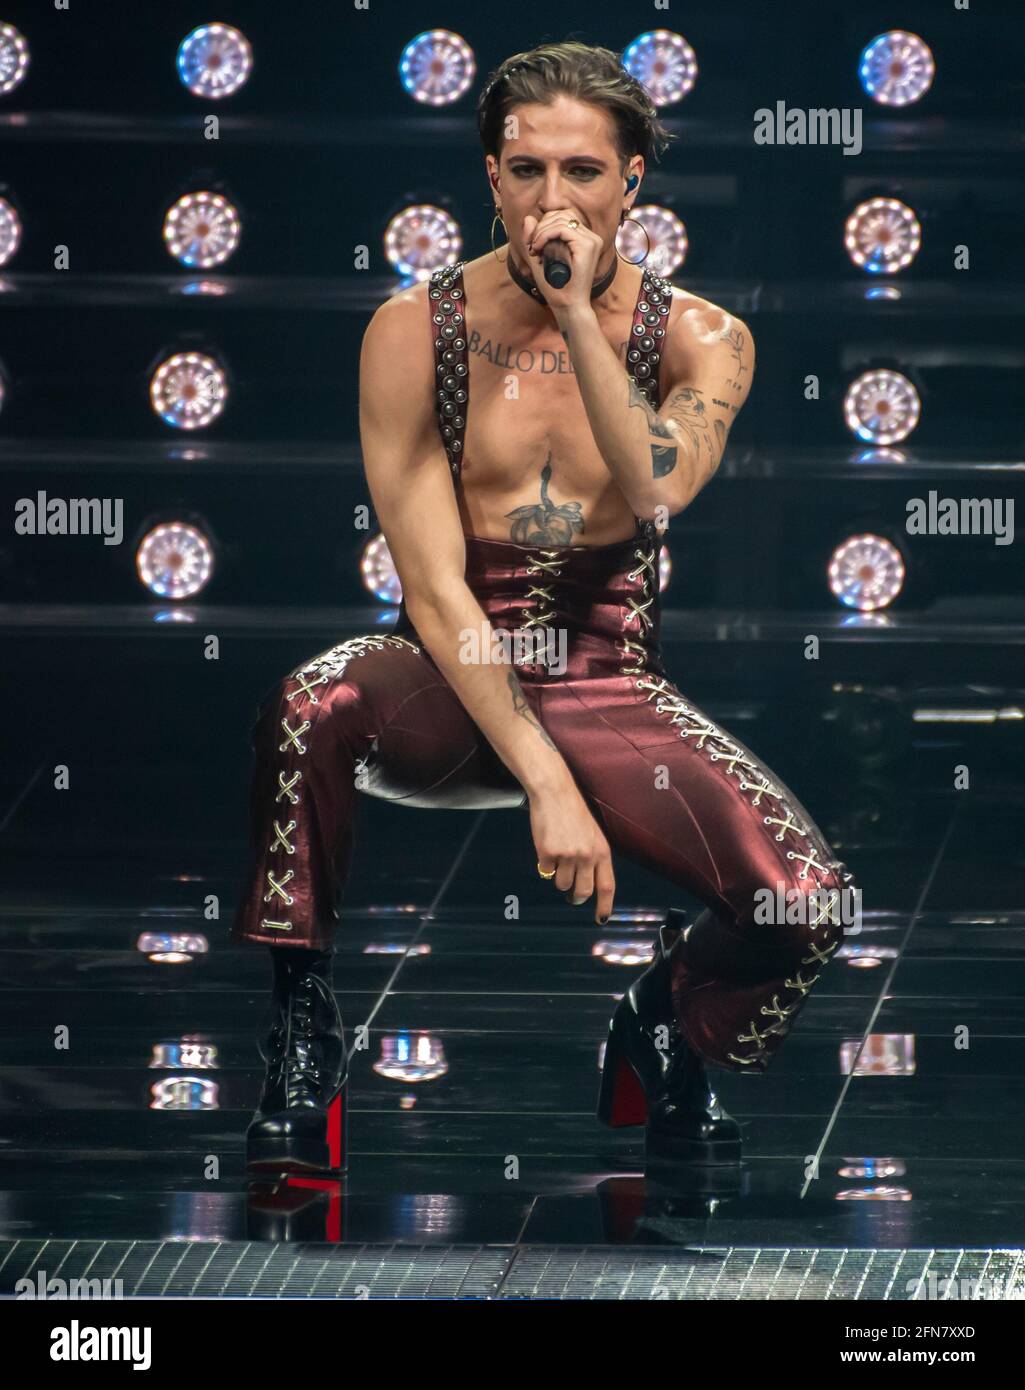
left=1, top=660, right=1024, bottom=1300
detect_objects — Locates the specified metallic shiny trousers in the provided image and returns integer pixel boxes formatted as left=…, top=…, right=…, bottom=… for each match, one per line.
left=231, top=524, right=855, bottom=1073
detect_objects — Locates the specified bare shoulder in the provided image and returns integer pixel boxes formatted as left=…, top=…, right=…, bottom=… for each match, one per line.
left=660, top=286, right=755, bottom=409
left=359, top=279, right=435, bottom=392
left=665, top=285, right=753, bottom=352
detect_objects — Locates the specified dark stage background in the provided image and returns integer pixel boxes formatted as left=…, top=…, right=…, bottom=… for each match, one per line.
left=0, top=0, right=1023, bottom=1285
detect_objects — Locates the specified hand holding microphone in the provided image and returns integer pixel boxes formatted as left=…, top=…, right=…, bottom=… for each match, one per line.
left=525, top=211, right=602, bottom=305
left=541, top=237, right=572, bottom=288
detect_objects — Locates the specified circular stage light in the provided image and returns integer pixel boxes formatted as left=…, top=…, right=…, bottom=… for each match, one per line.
left=136, top=521, right=215, bottom=600
left=163, top=192, right=241, bottom=268
left=361, top=533, right=401, bottom=604
left=0, top=22, right=29, bottom=96
left=828, top=534, right=905, bottom=612
left=399, top=29, right=475, bottom=106
left=844, top=369, right=921, bottom=445
left=176, top=23, right=253, bottom=100
left=859, top=30, right=935, bottom=107
left=622, top=30, right=698, bottom=107
left=149, top=351, right=228, bottom=430
left=844, top=197, right=921, bottom=275
left=616, top=204, right=687, bottom=277
left=384, top=204, right=462, bottom=280
left=0, top=195, right=22, bottom=267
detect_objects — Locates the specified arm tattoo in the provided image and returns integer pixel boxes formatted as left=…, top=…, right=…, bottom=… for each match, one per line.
left=507, top=670, right=558, bottom=751
left=504, top=454, right=585, bottom=544
left=627, top=378, right=678, bottom=477
left=662, top=386, right=717, bottom=468
left=720, top=325, right=749, bottom=393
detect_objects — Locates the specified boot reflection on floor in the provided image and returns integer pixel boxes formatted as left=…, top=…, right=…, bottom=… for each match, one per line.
left=247, top=1176, right=347, bottom=1243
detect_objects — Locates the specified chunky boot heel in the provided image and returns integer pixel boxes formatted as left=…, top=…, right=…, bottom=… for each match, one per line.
left=597, top=1008, right=649, bottom=1127
left=597, top=912, right=742, bottom=1169
left=246, top=946, right=349, bottom=1176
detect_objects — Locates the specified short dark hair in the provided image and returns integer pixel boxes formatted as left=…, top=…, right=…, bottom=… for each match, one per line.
left=477, top=40, right=673, bottom=169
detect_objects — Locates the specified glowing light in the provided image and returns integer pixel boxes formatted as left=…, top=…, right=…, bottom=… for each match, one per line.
left=0, top=196, right=22, bottom=267
left=150, top=1041, right=218, bottom=1069
left=592, top=939, right=656, bottom=967
left=384, top=204, right=461, bottom=280
left=658, top=545, right=672, bottom=592
left=363, top=942, right=432, bottom=956
left=149, top=1076, right=219, bottom=1110
left=854, top=447, right=907, bottom=465
left=912, top=706, right=1023, bottom=723
left=177, top=23, right=252, bottom=100
left=0, top=22, right=29, bottom=96
left=137, top=931, right=209, bottom=962
left=361, top=533, right=401, bottom=603
left=836, top=1186, right=912, bottom=1201
left=828, top=533, right=905, bottom=612
left=163, top=191, right=241, bottom=268
left=845, top=197, right=921, bottom=275
left=374, top=1033, right=448, bottom=1082
left=136, top=521, right=215, bottom=600
left=839, top=1033, right=915, bottom=1076
left=616, top=204, right=687, bottom=276
left=843, top=369, right=920, bottom=444
left=859, top=31, right=935, bottom=106
left=838, top=1159, right=905, bottom=1179
left=622, top=30, right=697, bottom=107
left=175, top=280, right=230, bottom=297
left=150, top=351, right=228, bottom=430
left=399, top=29, right=475, bottom=106
left=836, top=944, right=899, bottom=965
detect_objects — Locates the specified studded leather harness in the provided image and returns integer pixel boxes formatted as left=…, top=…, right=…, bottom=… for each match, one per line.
left=428, top=258, right=674, bottom=541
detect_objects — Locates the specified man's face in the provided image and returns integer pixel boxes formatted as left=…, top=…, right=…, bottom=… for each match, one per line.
left=486, top=94, right=641, bottom=267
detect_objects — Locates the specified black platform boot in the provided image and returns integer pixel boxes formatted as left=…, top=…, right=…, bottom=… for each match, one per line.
left=597, top=910, right=741, bottom=1167
left=246, top=946, right=349, bottom=1175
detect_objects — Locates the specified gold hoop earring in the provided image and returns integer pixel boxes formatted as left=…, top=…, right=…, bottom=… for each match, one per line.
left=616, top=214, right=651, bottom=265
left=491, top=208, right=508, bottom=261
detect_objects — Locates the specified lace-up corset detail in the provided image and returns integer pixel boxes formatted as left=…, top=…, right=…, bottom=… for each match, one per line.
left=520, top=550, right=567, bottom=630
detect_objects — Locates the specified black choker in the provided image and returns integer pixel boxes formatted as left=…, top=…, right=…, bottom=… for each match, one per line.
left=505, top=249, right=618, bottom=305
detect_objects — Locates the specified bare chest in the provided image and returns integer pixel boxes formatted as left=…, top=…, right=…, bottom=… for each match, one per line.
left=459, top=314, right=638, bottom=494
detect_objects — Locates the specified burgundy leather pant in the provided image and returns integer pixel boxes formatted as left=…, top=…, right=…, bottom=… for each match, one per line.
left=231, top=524, right=855, bottom=1072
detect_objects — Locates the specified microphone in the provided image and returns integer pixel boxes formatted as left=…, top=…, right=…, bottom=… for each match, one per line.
left=542, top=237, right=572, bottom=289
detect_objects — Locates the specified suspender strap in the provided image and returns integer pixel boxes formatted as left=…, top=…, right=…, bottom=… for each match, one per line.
left=428, top=257, right=669, bottom=542
left=428, top=260, right=469, bottom=479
